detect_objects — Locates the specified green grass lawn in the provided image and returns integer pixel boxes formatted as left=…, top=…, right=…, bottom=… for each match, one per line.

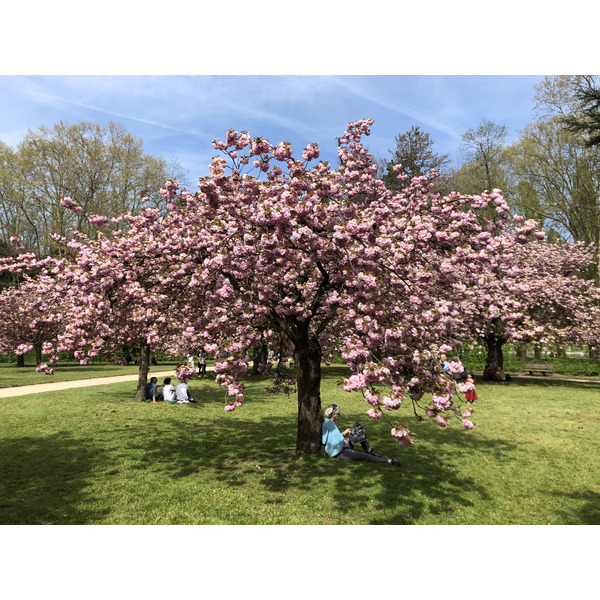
left=1, top=366, right=599, bottom=524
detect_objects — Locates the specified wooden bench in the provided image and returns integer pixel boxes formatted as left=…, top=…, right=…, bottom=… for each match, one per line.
left=525, top=363, right=554, bottom=376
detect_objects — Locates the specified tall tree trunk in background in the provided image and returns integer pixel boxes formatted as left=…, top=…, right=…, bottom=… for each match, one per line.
left=251, top=340, right=268, bottom=375
left=515, top=343, right=527, bottom=359
left=34, top=342, right=43, bottom=366
left=16, top=354, right=25, bottom=368
left=135, top=342, right=151, bottom=402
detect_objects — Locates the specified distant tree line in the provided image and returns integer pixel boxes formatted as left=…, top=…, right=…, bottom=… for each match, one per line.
left=0, top=120, right=184, bottom=275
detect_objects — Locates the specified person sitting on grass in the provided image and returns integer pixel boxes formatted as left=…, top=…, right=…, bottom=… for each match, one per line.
left=482, top=364, right=502, bottom=381
left=322, top=404, right=401, bottom=466
left=145, top=377, right=159, bottom=404
left=162, top=377, right=177, bottom=403
left=176, top=379, right=197, bottom=404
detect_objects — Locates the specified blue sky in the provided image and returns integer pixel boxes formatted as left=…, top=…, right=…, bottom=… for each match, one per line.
left=0, top=74, right=544, bottom=187
left=2, top=2, right=595, bottom=190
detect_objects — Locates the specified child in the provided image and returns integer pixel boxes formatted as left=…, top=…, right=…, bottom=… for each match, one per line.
left=465, top=373, right=478, bottom=404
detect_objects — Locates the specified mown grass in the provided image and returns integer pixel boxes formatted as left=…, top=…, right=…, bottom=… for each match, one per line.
left=1, top=367, right=599, bottom=525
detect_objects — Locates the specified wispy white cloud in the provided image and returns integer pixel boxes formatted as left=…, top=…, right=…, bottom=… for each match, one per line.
left=328, top=76, right=463, bottom=139
left=13, top=83, right=208, bottom=137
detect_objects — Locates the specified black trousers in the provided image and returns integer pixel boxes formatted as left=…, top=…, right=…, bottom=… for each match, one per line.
left=335, top=440, right=390, bottom=463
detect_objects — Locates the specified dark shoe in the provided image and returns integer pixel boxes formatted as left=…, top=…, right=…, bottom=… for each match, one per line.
left=188, top=399, right=197, bottom=403
left=390, top=459, right=402, bottom=467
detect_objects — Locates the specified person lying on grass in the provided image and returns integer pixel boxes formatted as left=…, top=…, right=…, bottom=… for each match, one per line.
left=322, top=404, right=401, bottom=466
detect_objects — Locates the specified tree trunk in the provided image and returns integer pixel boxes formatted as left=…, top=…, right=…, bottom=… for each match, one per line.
left=534, top=346, right=541, bottom=359
left=294, top=336, right=323, bottom=455
left=251, top=340, right=268, bottom=375
left=485, top=334, right=504, bottom=373
left=16, top=354, right=25, bottom=368
left=515, top=343, right=527, bottom=359
left=34, top=342, right=43, bottom=366
left=135, top=342, right=151, bottom=402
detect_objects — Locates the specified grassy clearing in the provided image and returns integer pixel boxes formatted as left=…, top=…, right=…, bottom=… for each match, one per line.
left=1, top=367, right=599, bottom=525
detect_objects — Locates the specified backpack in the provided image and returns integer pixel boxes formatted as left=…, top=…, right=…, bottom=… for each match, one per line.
left=348, top=422, right=368, bottom=444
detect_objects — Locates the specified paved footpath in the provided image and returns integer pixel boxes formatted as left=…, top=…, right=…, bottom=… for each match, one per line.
left=0, top=370, right=176, bottom=399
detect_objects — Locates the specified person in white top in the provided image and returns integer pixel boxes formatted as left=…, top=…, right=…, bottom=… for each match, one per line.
left=176, top=379, right=196, bottom=404
left=162, top=377, right=177, bottom=402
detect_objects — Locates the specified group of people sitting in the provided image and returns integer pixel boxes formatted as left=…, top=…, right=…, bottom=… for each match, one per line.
left=144, top=377, right=196, bottom=404
left=442, top=353, right=509, bottom=383
left=440, top=353, right=469, bottom=381
left=482, top=364, right=507, bottom=381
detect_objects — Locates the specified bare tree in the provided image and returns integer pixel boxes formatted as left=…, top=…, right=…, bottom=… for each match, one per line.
left=1, top=121, right=181, bottom=258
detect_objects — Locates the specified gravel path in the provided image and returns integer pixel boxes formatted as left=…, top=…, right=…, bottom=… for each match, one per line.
left=0, top=370, right=176, bottom=398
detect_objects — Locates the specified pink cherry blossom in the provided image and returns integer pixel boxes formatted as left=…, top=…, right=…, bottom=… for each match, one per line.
left=4, top=118, right=598, bottom=453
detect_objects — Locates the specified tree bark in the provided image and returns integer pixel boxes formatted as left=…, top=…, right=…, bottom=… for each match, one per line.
left=485, top=334, right=504, bottom=373
left=294, top=336, right=323, bottom=455
left=16, top=354, right=25, bottom=368
left=135, top=342, right=151, bottom=402
left=34, top=342, right=43, bottom=366
left=251, top=340, right=268, bottom=375
left=515, top=343, right=527, bottom=359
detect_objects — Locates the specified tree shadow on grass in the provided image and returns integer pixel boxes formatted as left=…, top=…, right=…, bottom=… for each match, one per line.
left=481, top=377, right=600, bottom=392
left=116, top=410, right=520, bottom=524
left=0, top=432, right=109, bottom=524
left=542, top=489, right=600, bottom=524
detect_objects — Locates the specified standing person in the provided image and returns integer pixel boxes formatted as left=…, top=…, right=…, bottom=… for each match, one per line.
left=187, top=354, right=195, bottom=373
left=145, top=377, right=158, bottom=404
left=465, top=373, right=478, bottom=404
left=176, top=379, right=197, bottom=404
left=162, top=377, right=177, bottom=403
left=322, top=404, right=401, bottom=466
left=197, top=350, right=207, bottom=378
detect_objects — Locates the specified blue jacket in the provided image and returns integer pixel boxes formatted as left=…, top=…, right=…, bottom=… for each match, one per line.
left=145, top=381, right=157, bottom=400
left=322, top=418, right=345, bottom=458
